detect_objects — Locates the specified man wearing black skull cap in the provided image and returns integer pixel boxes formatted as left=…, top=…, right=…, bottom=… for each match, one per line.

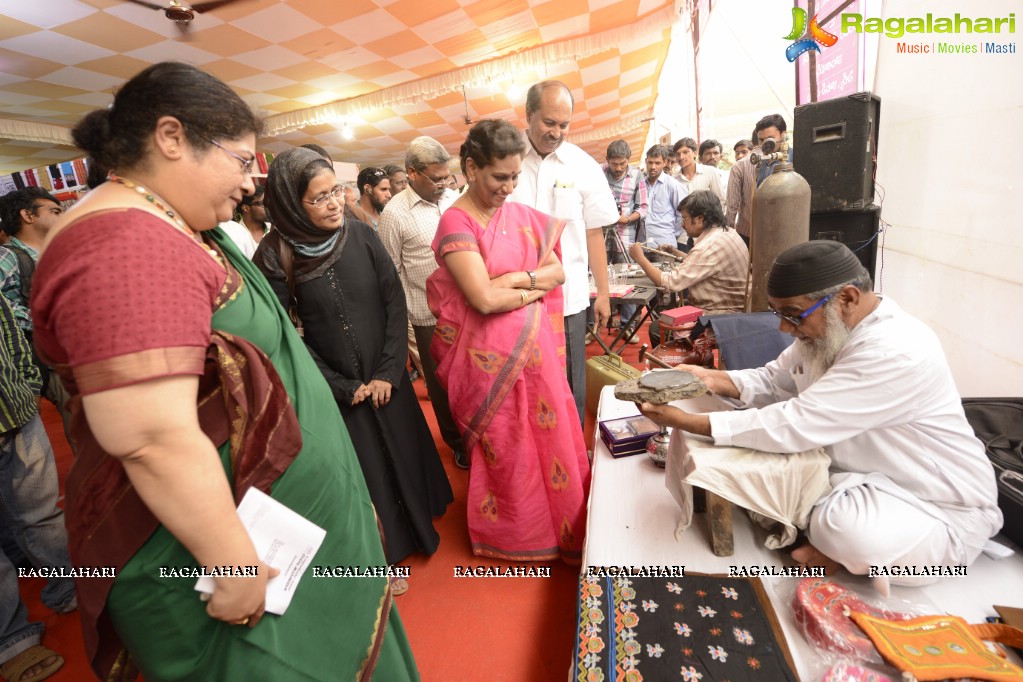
left=640, top=240, right=1003, bottom=586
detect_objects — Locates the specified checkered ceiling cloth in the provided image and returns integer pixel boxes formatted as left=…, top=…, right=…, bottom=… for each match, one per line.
left=0, top=0, right=679, bottom=174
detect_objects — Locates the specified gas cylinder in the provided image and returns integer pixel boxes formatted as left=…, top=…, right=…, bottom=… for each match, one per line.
left=748, top=162, right=810, bottom=311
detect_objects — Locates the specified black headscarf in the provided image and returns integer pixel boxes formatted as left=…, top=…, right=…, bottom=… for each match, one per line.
left=258, top=147, right=347, bottom=284
left=767, top=240, right=864, bottom=298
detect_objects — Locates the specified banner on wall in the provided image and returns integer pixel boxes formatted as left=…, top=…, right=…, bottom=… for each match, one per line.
left=60, top=161, right=78, bottom=189
left=47, top=164, right=66, bottom=191
left=2, top=160, right=91, bottom=198
left=795, top=0, right=864, bottom=105
left=72, top=159, right=89, bottom=187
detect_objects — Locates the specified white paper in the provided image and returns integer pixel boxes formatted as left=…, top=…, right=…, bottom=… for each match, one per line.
left=194, top=487, right=326, bottom=615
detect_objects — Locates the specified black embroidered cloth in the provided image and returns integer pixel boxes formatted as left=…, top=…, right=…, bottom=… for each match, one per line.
left=573, top=574, right=799, bottom=681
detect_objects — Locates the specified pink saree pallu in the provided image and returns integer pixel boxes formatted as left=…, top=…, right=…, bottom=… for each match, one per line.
left=427, top=202, right=590, bottom=562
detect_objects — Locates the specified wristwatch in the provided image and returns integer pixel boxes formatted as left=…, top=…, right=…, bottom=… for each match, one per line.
left=527, top=271, right=536, bottom=290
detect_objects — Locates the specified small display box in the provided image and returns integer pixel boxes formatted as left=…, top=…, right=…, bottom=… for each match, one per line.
left=659, top=305, right=704, bottom=327
left=591, top=284, right=635, bottom=298
left=598, top=415, right=661, bottom=458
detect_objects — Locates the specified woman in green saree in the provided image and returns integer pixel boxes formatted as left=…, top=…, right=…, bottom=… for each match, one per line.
left=30, top=62, right=418, bottom=681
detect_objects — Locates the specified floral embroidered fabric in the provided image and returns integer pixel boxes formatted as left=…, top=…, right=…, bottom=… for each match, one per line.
left=574, top=574, right=798, bottom=681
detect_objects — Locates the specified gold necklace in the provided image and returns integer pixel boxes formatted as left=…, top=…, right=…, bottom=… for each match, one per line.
left=107, top=173, right=221, bottom=262
left=467, top=192, right=505, bottom=234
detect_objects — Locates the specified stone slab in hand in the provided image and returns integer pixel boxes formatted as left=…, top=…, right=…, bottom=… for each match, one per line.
left=614, top=369, right=707, bottom=404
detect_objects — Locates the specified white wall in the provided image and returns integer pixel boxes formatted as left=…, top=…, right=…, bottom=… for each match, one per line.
left=869, top=0, right=1023, bottom=395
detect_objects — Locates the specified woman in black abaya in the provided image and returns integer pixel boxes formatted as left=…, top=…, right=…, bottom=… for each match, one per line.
left=255, top=148, right=452, bottom=591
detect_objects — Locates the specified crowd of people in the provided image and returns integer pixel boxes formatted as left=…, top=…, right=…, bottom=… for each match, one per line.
left=0, top=61, right=1004, bottom=681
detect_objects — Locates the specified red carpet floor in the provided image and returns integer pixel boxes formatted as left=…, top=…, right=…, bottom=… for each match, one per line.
left=21, top=322, right=650, bottom=681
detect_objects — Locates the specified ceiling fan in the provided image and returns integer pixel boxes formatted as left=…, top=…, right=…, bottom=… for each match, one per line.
left=123, top=0, right=247, bottom=36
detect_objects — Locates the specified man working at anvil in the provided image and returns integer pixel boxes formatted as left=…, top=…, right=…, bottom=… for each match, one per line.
left=639, top=240, right=1003, bottom=585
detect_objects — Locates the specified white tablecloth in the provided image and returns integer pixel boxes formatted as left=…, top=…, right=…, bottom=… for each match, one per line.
left=583, top=385, right=1023, bottom=680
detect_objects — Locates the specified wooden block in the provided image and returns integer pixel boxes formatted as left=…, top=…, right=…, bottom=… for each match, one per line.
left=692, top=486, right=706, bottom=513
left=706, top=491, right=734, bottom=557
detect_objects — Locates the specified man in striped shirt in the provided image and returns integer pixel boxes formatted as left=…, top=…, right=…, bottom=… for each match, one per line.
left=726, top=127, right=760, bottom=245
left=0, top=188, right=73, bottom=443
left=1, top=294, right=76, bottom=679
left=601, top=140, right=648, bottom=340
left=603, top=140, right=648, bottom=262
left=629, top=191, right=749, bottom=346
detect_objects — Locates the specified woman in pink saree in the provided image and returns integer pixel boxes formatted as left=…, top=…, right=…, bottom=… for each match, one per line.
left=426, top=120, right=589, bottom=563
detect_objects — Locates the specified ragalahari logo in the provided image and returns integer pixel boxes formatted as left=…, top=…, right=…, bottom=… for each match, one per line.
left=784, top=7, right=839, bottom=61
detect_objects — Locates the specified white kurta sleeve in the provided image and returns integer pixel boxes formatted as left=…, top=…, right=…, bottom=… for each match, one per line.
left=710, top=340, right=923, bottom=453
left=725, top=342, right=802, bottom=407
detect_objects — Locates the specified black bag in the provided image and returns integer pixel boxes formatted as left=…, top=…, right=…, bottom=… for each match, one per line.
left=962, top=398, right=1023, bottom=546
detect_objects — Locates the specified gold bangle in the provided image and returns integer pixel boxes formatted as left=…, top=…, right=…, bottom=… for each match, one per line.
left=519, top=289, right=528, bottom=307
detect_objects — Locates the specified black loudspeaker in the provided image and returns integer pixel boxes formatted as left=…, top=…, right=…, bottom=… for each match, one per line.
left=809, top=206, right=880, bottom=280
left=793, top=92, right=881, bottom=212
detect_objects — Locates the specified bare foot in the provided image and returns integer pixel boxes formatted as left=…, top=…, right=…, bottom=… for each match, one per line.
left=791, top=543, right=842, bottom=576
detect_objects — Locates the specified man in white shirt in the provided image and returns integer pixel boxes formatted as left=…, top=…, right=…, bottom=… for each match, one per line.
left=639, top=241, right=1002, bottom=586
left=379, top=137, right=467, bottom=468
left=673, top=137, right=725, bottom=213
left=509, top=80, right=619, bottom=421
left=219, top=185, right=268, bottom=259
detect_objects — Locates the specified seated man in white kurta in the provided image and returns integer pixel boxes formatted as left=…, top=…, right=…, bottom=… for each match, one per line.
left=639, top=240, right=1003, bottom=586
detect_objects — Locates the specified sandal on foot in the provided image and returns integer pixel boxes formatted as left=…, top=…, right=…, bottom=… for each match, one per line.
left=1, top=645, right=64, bottom=682
left=390, top=576, right=409, bottom=596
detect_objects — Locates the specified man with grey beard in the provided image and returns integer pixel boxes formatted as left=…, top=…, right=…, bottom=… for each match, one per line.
left=639, top=241, right=1002, bottom=589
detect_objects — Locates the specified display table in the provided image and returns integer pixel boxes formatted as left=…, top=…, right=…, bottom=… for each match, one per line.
left=582, top=385, right=1023, bottom=680
left=590, top=279, right=659, bottom=354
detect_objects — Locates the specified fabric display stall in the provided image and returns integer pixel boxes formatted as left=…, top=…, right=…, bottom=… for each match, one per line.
left=584, top=386, right=1023, bottom=681
left=573, top=573, right=799, bottom=681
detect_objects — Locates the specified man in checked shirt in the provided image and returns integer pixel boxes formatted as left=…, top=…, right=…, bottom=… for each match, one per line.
left=379, top=136, right=468, bottom=469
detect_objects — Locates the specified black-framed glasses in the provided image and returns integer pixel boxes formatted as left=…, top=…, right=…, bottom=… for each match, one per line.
left=302, top=185, right=344, bottom=208
left=770, top=293, right=832, bottom=327
left=203, top=137, right=255, bottom=175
